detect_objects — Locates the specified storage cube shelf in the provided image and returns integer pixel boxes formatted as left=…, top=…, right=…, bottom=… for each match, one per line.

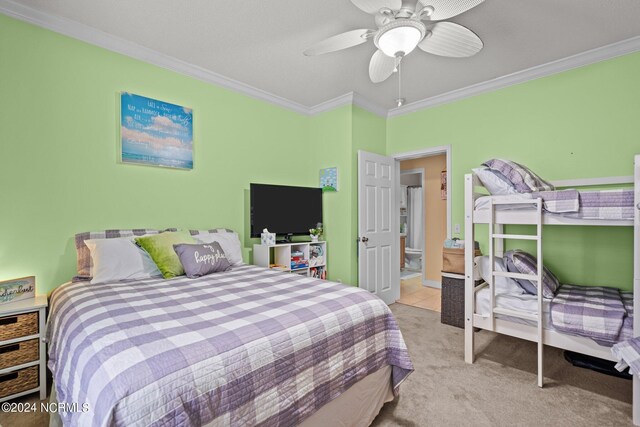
left=254, top=241, right=327, bottom=279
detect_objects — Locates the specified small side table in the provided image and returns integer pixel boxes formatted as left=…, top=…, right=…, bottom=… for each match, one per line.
left=0, top=296, right=48, bottom=402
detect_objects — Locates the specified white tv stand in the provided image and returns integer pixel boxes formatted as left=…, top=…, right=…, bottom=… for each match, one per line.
left=253, top=241, right=327, bottom=279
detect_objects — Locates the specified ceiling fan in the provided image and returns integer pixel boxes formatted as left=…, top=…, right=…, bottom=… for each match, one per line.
left=304, top=0, right=485, bottom=105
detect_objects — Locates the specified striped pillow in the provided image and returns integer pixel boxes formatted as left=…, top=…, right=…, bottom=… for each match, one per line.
left=482, top=159, right=554, bottom=193
left=73, top=228, right=177, bottom=281
left=504, top=250, right=560, bottom=298
left=188, top=228, right=235, bottom=236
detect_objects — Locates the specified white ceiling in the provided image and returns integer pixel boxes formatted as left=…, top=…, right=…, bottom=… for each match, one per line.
left=8, top=0, right=640, bottom=111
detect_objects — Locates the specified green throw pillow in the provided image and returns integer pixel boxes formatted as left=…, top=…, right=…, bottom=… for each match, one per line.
left=135, top=231, right=196, bottom=279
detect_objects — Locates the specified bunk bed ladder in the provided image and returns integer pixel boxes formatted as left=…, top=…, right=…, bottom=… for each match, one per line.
left=488, top=197, right=544, bottom=387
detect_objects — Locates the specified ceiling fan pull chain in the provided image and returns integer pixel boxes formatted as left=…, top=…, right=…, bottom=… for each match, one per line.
left=396, top=61, right=405, bottom=108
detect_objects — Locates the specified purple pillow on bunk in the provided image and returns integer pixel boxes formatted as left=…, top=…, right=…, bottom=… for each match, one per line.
left=504, top=250, right=560, bottom=298
left=482, top=159, right=554, bottom=193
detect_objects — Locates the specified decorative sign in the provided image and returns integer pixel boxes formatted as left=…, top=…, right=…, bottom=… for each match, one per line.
left=441, top=170, right=447, bottom=200
left=320, top=167, right=338, bottom=192
left=120, top=92, right=193, bottom=170
left=0, top=276, right=35, bottom=305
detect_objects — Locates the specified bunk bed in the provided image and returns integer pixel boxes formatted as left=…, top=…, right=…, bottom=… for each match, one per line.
left=464, top=155, right=639, bottom=425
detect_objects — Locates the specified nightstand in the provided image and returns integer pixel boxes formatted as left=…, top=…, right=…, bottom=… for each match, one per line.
left=0, top=296, right=47, bottom=402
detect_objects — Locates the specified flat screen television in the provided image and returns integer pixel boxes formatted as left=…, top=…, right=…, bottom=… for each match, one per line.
left=250, top=183, right=323, bottom=241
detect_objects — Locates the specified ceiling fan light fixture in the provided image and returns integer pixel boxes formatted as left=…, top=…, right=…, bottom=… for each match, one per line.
left=375, top=20, right=426, bottom=58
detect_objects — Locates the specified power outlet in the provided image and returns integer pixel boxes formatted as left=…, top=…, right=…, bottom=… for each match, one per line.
left=454, top=224, right=461, bottom=234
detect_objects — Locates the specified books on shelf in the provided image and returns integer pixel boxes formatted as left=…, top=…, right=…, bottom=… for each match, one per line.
left=269, top=264, right=289, bottom=271
left=310, top=266, right=326, bottom=280
left=291, top=260, right=309, bottom=270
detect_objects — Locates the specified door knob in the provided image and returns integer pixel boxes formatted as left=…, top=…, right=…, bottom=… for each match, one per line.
left=361, top=237, right=369, bottom=243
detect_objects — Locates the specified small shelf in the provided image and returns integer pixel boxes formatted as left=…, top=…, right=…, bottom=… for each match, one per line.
left=254, top=241, right=327, bottom=280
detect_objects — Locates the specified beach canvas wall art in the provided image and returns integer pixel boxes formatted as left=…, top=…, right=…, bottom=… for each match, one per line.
left=120, top=92, right=193, bottom=169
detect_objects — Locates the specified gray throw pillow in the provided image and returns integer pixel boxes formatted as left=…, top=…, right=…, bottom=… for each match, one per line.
left=173, top=242, right=231, bottom=278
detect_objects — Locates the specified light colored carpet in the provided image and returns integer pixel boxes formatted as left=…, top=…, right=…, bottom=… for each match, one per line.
left=372, top=303, right=632, bottom=427
left=0, top=303, right=632, bottom=427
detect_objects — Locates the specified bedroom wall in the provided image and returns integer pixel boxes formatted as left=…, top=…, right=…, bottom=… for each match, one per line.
left=387, top=52, right=640, bottom=290
left=308, top=106, right=354, bottom=284
left=0, top=15, right=354, bottom=294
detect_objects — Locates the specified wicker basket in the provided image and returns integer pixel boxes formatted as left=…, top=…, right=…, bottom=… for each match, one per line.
left=441, top=274, right=465, bottom=328
left=0, top=365, right=38, bottom=399
left=442, top=248, right=483, bottom=275
left=0, top=312, right=38, bottom=342
left=0, top=339, right=38, bottom=370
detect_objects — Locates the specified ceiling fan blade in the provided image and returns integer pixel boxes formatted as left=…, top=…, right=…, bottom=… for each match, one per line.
left=418, top=0, right=484, bottom=21
left=418, top=22, right=483, bottom=57
left=369, top=50, right=396, bottom=83
left=304, top=29, right=372, bottom=56
left=351, top=0, right=402, bottom=15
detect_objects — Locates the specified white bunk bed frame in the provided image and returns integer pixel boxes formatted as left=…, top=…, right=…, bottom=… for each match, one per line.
left=464, top=155, right=639, bottom=425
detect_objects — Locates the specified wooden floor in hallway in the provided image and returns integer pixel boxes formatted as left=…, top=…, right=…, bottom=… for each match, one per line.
left=397, top=276, right=441, bottom=312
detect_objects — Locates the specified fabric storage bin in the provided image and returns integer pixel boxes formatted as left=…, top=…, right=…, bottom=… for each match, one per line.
left=0, top=365, right=39, bottom=399
left=0, top=312, right=38, bottom=342
left=442, top=248, right=482, bottom=274
left=0, top=339, right=39, bottom=370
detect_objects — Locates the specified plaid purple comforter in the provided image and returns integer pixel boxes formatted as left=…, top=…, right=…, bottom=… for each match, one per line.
left=532, top=188, right=633, bottom=219
left=46, top=265, right=413, bottom=427
left=550, top=284, right=632, bottom=346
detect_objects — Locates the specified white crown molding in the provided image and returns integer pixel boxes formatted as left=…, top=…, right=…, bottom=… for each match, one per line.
left=306, top=92, right=388, bottom=117
left=2, top=0, right=640, bottom=120
left=388, top=35, right=640, bottom=118
left=307, top=93, right=355, bottom=116
left=0, top=0, right=314, bottom=115
left=352, top=93, right=389, bottom=118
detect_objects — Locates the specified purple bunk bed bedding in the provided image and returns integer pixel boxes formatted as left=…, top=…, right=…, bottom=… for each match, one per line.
left=550, top=284, right=633, bottom=346
left=534, top=188, right=634, bottom=219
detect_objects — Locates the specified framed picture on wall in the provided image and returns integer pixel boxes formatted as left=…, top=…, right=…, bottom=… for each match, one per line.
left=320, top=167, right=338, bottom=192
left=441, top=170, right=447, bottom=200
left=120, top=92, right=193, bottom=170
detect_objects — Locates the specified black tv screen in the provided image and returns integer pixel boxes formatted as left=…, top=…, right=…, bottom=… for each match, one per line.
left=250, top=184, right=323, bottom=238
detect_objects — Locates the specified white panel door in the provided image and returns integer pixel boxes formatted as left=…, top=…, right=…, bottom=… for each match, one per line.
left=358, top=150, right=399, bottom=305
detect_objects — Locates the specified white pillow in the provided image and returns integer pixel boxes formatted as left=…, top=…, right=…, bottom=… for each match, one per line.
left=86, top=237, right=162, bottom=284
left=475, top=255, right=522, bottom=294
left=196, top=232, right=243, bottom=266
left=473, top=167, right=518, bottom=195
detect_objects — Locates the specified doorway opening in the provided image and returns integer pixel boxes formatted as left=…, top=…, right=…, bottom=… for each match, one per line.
left=394, top=146, right=451, bottom=312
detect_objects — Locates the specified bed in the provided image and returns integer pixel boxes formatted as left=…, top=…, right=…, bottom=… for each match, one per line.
left=473, top=188, right=634, bottom=225
left=46, top=264, right=413, bottom=427
left=465, top=156, right=640, bottom=424
left=475, top=286, right=634, bottom=346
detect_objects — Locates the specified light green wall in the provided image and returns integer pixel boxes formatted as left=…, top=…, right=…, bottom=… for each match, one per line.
left=308, top=106, right=354, bottom=284
left=387, top=53, right=640, bottom=290
left=0, top=15, right=352, bottom=293
left=308, top=105, right=389, bottom=286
